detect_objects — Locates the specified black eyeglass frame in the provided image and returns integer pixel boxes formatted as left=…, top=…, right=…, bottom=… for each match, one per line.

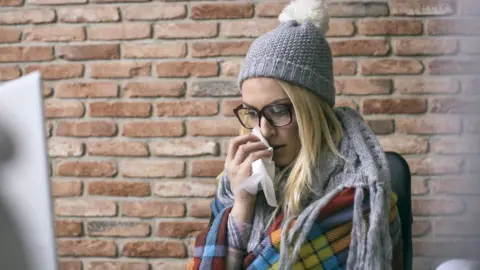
left=232, top=103, right=295, bottom=130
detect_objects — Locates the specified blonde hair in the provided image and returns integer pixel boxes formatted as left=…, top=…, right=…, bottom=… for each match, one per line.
left=239, top=80, right=344, bottom=216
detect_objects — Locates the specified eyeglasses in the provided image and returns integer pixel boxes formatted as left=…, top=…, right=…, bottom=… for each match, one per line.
left=233, top=103, right=294, bottom=129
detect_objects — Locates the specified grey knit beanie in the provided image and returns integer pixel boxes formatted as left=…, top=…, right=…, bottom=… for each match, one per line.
left=238, top=0, right=335, bottom=107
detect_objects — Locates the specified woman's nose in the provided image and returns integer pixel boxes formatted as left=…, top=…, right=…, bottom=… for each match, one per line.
left=260, top=117, right=276, bottom=139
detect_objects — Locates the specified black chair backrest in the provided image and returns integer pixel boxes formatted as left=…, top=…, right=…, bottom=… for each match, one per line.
left=385, top=151, right=413, bottom=270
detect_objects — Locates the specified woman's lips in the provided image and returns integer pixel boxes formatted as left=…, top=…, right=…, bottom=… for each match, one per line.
left=272, top=145, right=285, bottom=151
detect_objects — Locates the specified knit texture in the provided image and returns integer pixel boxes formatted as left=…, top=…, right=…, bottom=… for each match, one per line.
left=238, top=20, right=336, bottom=107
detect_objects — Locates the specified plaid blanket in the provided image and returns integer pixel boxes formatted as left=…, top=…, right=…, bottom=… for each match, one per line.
left=188, top=187, right=400, bottom=270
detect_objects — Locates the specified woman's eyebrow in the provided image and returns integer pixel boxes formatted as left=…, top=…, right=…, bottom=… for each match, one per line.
left=242, top=98, right=290, bottom=108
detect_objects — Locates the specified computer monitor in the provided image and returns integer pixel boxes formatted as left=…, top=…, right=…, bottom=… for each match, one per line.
left=0, top=72, right=58, bottom=270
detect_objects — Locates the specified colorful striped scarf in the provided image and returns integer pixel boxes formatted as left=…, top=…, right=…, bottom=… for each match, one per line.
left=188, top=188, right=400, bottom=270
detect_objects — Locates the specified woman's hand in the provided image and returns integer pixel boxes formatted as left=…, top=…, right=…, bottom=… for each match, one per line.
left=225, top=133, right=273, bottom=205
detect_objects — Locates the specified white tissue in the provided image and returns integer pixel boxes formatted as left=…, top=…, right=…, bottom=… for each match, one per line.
left=234, top=127, right=278, bottom=207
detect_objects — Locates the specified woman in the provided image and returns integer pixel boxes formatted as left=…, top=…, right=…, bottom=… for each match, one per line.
left=188, top=0, right=403, bottom=269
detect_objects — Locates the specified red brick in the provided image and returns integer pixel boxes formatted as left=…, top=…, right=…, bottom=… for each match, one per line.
left=406, top=156, right=463, bottom=175
left=467, top=119, right=480, bottom=134
left=57, top=6, right=119, bottom=23
left=58, top=44, right=119, bottom=61
left=391, top=0, right=456, bottom=16
left=156, top=221, right=208, bottom=238
left=191, top=3, right=253, bottom=19
left=431, top=176, right=480, bottom=195
left=44, top=100, right=84, bottom=119
left=379, top=136, right=428, bottom=154
left=412, top=178, right=429, bottom=195
left=461, top=0, right=480, bottom=15
left=156, top=100, right=217, bottom=117
left=394, top=78, right=459, bottom=94
left=124, top=4, right=186, bottom=21
left=123, top=82, right=185, bottom=98
left=56, top=220, right=82, bottom=237
left=120, top=160, right=184, bottom=178
left=26, top=64, right=84, bottom=80
left=56, top=82, right=118, bottom=98
left=255, top=1, right=286, bottom=17
left=153, top=181, right=216, bottom=197
left=0, top=46, right=53, bottom=62
left=188, top=119, right=240, bottom=136
left=365, top=119, right=394, bottom=135
left=362, top=98, right=427, bottom=114
left=87, top=261, right=149, bottom=270
left=431, top=137, right=480, bottom=154
left=88, top=181, right=150, bottom=197
left=24, top=26, right=84, bottom=42
left=123, top=43, right=186, bottom=58
left=0, top=27, right=21, bottom=43
left=327, top=2, right=389, bottom=17
left=48, top=137, right=84, bottom=157
left=221, top=60, right=242, bottom=77
left=56, top=121, right=117, bottom=137
left=191, top=159, right=224, bottom=177
left=0, top=0, right=23, bottom=6
left=430, top=97, right=480, bottom=114
left=57, top=240, right=116, bottom=257
left=461, top=38, right=480, bottom=54
left=43, top=84, right=53, bottom=97
left=0, top=66, right=21, bottom=81
left=394, top=38, right=457, bottom=56
left=156, top=62, right=218, bottom=77
left=333, top=59, right=356, bottom=75
left=156, top=22, right=217, bottom=39
left=122, top=121, right=184, bottom=137
left=191, top=41, right=251, bottom=57
left=87, top=220, right=150, bottom=237
left=325, top=20, right=355, bottom=37
left=412, top=198, right=465, bottom=216
left=429, top=59, right=480, bottom=75
left=0, top=9, right=54, bottom=24
left=52, top=181, right=82, bottom=197
left=56, top=161, right=117, bottom=177
left=90, top=62, right=150, bottom=78
left=335, top=78, right=391, bottom=95
left=412, top=220, right=431, bottom=237
left=187, top=199, right=211, bottom=218
left=222, top=99, right=242, bottom=117
left=121, top=201, right=185, bottom=218
left=414, top=239, right=480, bottom=258
left=92, top=0, right=149, bottom=2
left=427, top=19, right=480, bottom=35
left=59, top=260, right=82, bottom=270
left=397, top=117, right=461, bottom=135
left=55, top=199, right=117, bottom=217
left=88, top=23, right=151, bottom=40
left=122, top=241, right=185, bottom=258
left=190, top=81, right=240, bottom=97
left=330, top=39, right=390, bottom=56
left=435, top=219, right=479, bottom=236
left=89, top=101, right=151, bottom=117
left=358, top=19, right=423, bottom=36
left=151, top=261, right=186, bottom=270
left=335, top=98, right=357, bottom=110
left=150, top=139, right=217, bottom=157
left=221, top=20, right=278, bottom=38
left=87, top=140, right=148, bottom=157
left=29, top=0, right=86, bottom=4
left=360, top=59, right=424, bottom=75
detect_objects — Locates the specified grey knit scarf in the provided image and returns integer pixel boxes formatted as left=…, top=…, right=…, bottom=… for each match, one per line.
left=216, top=107, right=393, bottom=270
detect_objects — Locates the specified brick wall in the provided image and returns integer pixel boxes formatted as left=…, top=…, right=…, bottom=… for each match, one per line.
left=1, top=0, right=479, bottom=269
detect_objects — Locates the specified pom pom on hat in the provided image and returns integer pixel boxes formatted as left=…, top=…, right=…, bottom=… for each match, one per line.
left=278, top=0, right=329, bottom=34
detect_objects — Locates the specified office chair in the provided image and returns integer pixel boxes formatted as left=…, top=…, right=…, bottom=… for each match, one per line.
left=386, top=151, right=413, bottom=270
